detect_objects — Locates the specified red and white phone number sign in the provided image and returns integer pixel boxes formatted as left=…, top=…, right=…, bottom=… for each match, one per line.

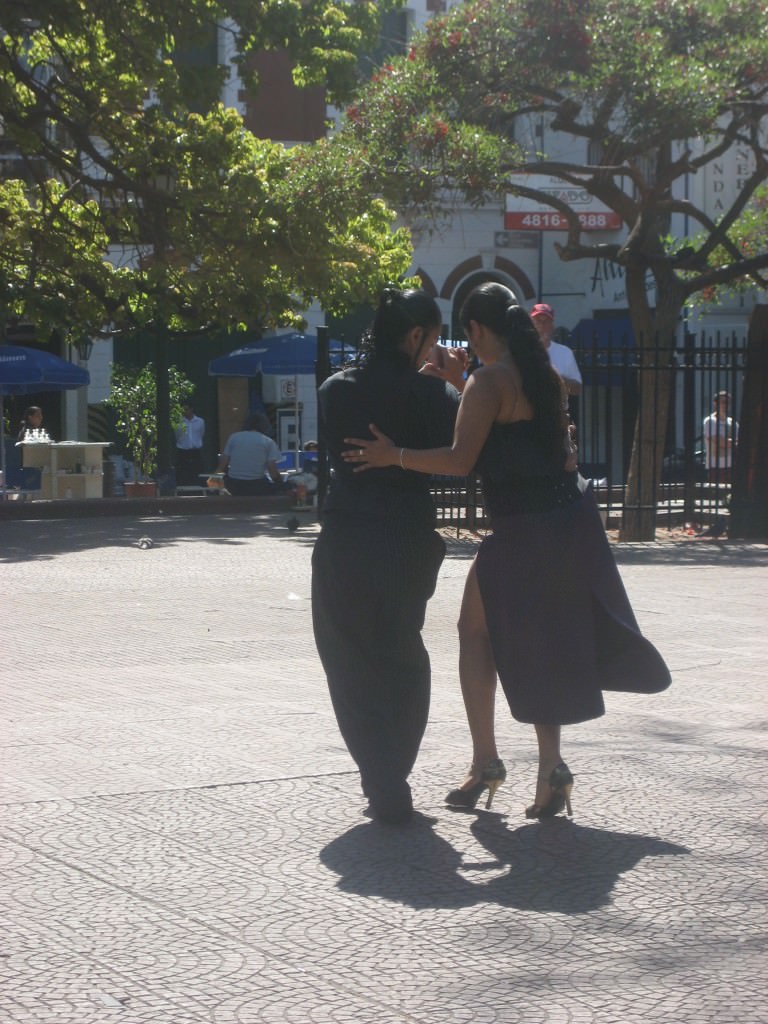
left=504, top=210, right=621, bottom=231
left=505, top=175, right=622, bottom=231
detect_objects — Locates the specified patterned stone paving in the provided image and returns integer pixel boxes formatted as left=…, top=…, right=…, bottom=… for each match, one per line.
left=1, top=514, right=766, bottom=1023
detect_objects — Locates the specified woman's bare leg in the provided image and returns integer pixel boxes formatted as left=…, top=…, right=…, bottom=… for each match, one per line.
left=455, top=560, right=500, bottom=782
left=532, top=723, right=563, bottom=806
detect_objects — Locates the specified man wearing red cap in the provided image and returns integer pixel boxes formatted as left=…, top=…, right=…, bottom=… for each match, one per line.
left=530, top=303, right=582, bottom=397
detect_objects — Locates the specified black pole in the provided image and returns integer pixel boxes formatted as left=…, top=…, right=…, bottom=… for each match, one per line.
left=155, top=328, right=174, bottom=494
left=315, top=324, right=330, bottom=508
left=682, top=331, right=696, bottom=520
left=731, top=305, right=768, bottom=538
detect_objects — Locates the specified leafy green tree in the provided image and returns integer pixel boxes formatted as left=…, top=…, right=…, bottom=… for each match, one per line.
left=104, top=362, right=193, bottom=481
left=0, top=0, right=411, bottom=474
left=0, top=0, right=409, bottom=333
left=0, top=177, right=114, bottom=337
left=332, top=0, right=768, bottom=538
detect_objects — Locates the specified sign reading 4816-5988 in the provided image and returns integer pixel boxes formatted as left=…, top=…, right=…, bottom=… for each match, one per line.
left=505, top=175, right=622, bottom=232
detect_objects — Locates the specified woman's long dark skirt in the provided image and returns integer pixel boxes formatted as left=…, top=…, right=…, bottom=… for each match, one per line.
left=476, top=488, right=671, bottom=725
left=312, top=515, right=445, bottom=820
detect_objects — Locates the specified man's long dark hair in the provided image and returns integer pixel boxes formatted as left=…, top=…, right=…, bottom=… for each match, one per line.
left=359, top=286, right=441, bottom=364
left=460, top=282, right=568, bottom=460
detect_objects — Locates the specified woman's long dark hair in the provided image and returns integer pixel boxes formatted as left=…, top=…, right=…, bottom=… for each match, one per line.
left=359, top=286, right=441, bottom=363
left=460, top=282, right=568, bottom=460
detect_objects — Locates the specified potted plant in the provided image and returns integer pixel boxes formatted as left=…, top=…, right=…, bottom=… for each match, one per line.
left=104, top=362, right=193, bottom=496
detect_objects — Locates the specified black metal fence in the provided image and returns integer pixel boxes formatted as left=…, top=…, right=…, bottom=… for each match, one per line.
left=315, top=328, right=748, bottom=535
left=571, top=332, right=747, bottom=532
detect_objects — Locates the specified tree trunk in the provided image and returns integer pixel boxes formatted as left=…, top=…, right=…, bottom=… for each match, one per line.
left=730, top=305, right=768, bottom=539
left=620, top=355, right=674, bottom=541
left=619, top=266, right=683, bottom=541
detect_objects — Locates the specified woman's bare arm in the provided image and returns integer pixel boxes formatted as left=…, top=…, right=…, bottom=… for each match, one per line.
left=343, top=369, right=502, bottom=477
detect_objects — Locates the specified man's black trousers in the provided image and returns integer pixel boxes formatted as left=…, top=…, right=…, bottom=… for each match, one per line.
left=311, top=514, right=445, bottom=819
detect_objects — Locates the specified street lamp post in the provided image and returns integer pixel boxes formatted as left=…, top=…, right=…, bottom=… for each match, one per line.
left=73, top=335, right=94, bottom=362
left=155, top=328, right=174, bottom=494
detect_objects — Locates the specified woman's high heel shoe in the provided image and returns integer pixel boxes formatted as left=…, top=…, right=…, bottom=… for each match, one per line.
left=525, top=762, right=574, bottom=819
left=445, top=758, right=507, bottom=810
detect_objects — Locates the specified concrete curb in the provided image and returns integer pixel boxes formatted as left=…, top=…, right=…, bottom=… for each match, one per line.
left=0, top=493, right=300, bottom=520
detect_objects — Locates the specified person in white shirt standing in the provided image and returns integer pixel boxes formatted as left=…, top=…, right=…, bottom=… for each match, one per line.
left=530, top=303, right=582, bottom=397
left=703, top=391, right=739, bottom=484
left=174, top=402, right=206, bottom=486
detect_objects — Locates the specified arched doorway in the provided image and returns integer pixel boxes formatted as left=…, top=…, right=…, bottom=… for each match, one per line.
left=449, top=271, right=527, bottom=340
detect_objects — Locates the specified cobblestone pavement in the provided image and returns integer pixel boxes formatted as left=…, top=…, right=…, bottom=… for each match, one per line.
left=1, top=512, right=767, bottom=1024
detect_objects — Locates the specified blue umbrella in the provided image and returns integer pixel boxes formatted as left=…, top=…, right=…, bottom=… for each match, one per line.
left=208, top=332, right=345, bottom=377
left=0, top=344, right=90, bottom=496
left=208, top=332, right=346, bottom=473
left=0, top=344, right=90, bottom=395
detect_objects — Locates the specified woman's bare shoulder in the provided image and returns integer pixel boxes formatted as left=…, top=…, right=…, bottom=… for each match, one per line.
left=469, top=361, right=521, bottom=391
left=467, top=362, right=508, bottom=381
left=471, top=362, right=530, bottom=422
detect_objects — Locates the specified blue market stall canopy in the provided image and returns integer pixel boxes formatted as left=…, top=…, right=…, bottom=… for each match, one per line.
left=0, top=344, right=90, bottom=395
left=0, top=344, right=90, bottom=498
left=569, top=317, right=634, bottom=350
left=208, top=332, right=344, bottom=378
left=568, top=317, right=635, bottom=387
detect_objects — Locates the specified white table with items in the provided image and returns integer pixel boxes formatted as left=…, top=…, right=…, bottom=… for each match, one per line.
left=17, top=438, right=112, bottom=499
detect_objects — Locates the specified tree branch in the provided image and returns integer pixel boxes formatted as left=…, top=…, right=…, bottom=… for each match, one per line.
left=554, top=240, right=624, bottom=262
left=680, top=253, right=768, bottom=300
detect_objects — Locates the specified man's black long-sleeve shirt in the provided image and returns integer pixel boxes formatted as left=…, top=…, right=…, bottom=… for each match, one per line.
left=318, top=357, right=460, bottom=528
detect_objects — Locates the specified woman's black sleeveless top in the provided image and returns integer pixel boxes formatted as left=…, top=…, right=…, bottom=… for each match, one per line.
left=476, top=420, right=581, bottom=518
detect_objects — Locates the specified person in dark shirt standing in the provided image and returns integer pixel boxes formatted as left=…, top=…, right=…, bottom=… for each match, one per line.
left=312, top=287, right=464, bottom=825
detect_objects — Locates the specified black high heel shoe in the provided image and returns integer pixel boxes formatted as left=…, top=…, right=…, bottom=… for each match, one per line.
left=525, top=762, right=574, bottom=819
left=445, top=758, right=507, bottom=810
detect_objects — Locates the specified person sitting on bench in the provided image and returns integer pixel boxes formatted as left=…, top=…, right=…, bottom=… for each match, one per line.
left=215, top=414, right=284, bottom=496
